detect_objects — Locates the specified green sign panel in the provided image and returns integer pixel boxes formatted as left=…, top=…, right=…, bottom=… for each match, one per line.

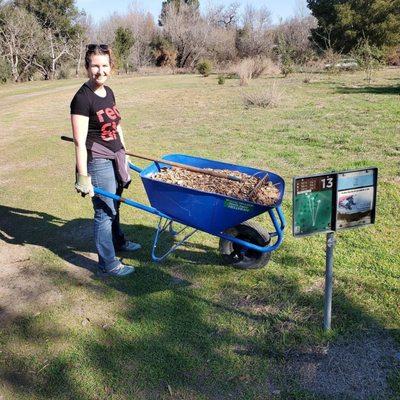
left=293, top=173, right=336, bottom=236
left=293, top=168, right=377, bottom=237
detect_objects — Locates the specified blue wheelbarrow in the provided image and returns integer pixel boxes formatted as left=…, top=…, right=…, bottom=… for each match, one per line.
left=95, top=154, right=286, bottom=269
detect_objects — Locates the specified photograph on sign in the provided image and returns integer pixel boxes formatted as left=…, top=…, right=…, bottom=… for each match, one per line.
left=293, top=174, right=335, bottom=236
left=336, top=168, right=377, bottom=230
left=336, top=187, right=374, bottom=229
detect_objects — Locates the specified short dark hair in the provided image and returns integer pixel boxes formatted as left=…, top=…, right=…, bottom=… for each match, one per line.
left=84, top=44, right=114, bottom=70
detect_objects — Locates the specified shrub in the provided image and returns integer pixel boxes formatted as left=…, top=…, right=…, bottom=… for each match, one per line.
left=352, top=39, right=383, bottom=83
left=277, top=35, right=295, bottom=77
left=386, top=46, right=400, bottom=66
left=217, top=74, right=225, bottom=85
left=150, top=36, right=177, bottom=68
left=174, top=67, right=193, bottom=75
left=197, top=59, right=213, bottom=77
left=235, top=57, right=279, bottom=86
left=322, top=49, right=344, bottom=74
left=242, top=83, right=282, bottom=108
left=226, top=73, right=237, bottom=79
left=0, top=57, right=11, bottom=84
left=236, top=58, right=254, bottom=86
left=58, top=66, right=70, bottom=80
left=252, top=56, right=280, bottom=77
left=281, top=63, right=294, bottom=77
left=294, top=60, right=319, bottom=83
left=302, top=58, right=326, bottom=73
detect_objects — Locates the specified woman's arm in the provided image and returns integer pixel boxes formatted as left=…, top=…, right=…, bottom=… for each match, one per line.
left=71, top=114, right=93, bottom=196
left=71, top=114, right=89, bottom=175
left=116, top=123, right=126, bottom=149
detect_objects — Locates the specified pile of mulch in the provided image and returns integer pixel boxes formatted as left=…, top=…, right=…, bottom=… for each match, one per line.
left=150, top=167, right=280, bottom=206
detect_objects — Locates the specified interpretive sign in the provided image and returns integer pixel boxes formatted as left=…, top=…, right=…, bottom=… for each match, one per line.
left=292, top=167, right=378, bottom=331
left=293, top=168, right=377, bottom=237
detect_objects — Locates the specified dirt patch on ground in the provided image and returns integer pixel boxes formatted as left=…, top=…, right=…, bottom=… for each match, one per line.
left=0, top=243, right=56, bottom=325
left=0, top=241, right=96, bottom=327
left=234, top=294, right=282, bottom=316
left=282, top=331, right=400, bottom=399
left=303, top=277, right=325, bottom=294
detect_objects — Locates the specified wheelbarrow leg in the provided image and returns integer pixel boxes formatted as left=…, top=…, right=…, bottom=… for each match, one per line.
left=151, top=217, right=198, bottom=262
left=160, top=220, right=190, bottom=237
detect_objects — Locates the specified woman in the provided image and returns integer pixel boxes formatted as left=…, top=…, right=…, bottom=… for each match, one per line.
left=70, top=44, right=141, bottom=276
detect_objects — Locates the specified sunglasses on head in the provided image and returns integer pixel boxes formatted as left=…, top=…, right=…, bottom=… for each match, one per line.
left=86, top=44, right=109, bottom=52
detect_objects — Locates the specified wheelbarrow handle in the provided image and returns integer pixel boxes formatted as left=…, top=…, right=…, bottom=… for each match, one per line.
left=60, top=136, right=242, bottom=182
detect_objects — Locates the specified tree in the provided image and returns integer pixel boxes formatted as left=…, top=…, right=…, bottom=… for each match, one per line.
left=124, top=7, right=157, bottom=68
left=273, top=15, right=317, bottom=65
left=69, top=12, right=91, bottom=78
left=205, top=2, right=239, bottom=28
left=113, top=27, right=135, bottom=73
left=204, top=3, right=238, bottom=63
left=307, top=0, right=400, bottom=53
left=159, top=0, right=199, bottom=26
left=93, top=7, right=156, bottom=70
left=161, top=2, right=209, bottom=68
left=235, top=5, right=273, bottom=58
left=15, top=0, right=83, bottom=79
left=0, top=5, right=44, bottom=81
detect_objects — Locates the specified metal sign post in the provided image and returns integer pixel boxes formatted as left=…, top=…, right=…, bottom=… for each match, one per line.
left=323, top=232, right=335, bottom=331
left=293, top=168, right=378, bottom=331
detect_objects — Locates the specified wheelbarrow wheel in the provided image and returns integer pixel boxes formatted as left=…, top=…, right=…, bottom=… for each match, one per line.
left=219, top=220, right=271, bottom=269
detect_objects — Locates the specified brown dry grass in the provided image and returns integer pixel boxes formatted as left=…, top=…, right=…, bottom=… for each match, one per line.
left=242, top=83, right=283, bottom=108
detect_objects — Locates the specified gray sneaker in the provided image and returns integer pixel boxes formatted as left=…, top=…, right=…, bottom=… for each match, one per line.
left=106, top=263, right=135, bottom=276
left=119, top=241, right=142, bottom=252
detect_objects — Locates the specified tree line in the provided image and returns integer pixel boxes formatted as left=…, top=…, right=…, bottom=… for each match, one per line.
left=0, top=0, right=399, bottom=83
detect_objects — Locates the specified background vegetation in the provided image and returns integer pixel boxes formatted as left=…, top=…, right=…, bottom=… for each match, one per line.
left=0, top=67, right=399, bottom=399
left=0, top=0, right=399, bottom=83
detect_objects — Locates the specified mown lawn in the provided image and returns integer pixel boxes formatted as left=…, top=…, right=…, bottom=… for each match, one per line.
left=0, top=68, right=399, bottom=399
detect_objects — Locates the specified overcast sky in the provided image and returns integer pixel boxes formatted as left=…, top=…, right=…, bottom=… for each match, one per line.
left=75, top=0, right=309, bottom=24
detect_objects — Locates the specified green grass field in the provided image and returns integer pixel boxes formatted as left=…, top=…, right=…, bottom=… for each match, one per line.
left=0, top=68, right=399, bottom=399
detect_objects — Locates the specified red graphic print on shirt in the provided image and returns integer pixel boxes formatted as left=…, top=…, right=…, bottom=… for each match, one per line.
left=96, top=105, right=121, bottom=142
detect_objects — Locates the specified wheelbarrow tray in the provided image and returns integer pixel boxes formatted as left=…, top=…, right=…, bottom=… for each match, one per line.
left=140, top=154, right=285, bottom=234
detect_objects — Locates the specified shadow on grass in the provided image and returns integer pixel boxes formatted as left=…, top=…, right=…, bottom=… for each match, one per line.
left=1, top=205, right=399, bottom=399
left=2, top=263, right=398, bottom=399
left=0, top=205, right=97, bottom=270
left=0, top=204, right=221, bottom=272
left=336, top=84, right=400, bottom=95
left=0, top=312, right=89, bottom=399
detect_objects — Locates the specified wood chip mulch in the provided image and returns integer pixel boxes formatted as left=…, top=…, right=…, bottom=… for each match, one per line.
left=150, top=167, right=280, bottom=206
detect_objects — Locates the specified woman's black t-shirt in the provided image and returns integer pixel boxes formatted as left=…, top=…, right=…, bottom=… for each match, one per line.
left=70, top=83, right=123, bottom=152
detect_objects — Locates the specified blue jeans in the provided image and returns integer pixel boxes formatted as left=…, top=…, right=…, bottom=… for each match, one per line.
left=88, top=158, right=126, bottom=272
